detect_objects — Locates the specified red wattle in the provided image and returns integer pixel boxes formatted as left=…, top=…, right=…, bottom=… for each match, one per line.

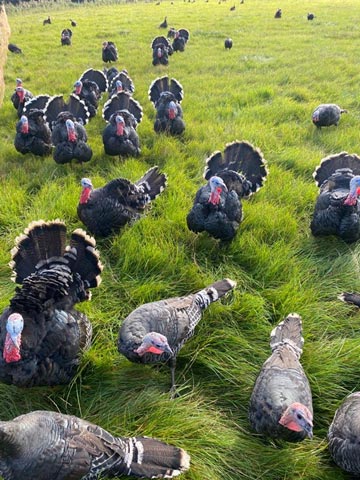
left=116, top=124, right=124, bottom=136
left=80, top=187, right=92, bottom=204
left=3, top=333, right=21, bottom=363
left=21, top=125, right=29, bottom=134
left=279, top=419, right=303, bottom=432
left=168, top=109, right=176, bottom=120
left=68, top=131, right=76, bottom=142
left=147, top=345, right=165, bottom=355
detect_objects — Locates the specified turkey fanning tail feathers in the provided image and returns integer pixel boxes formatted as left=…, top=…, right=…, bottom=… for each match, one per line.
left=312, top=151, right=360, bottom=188
left=269, top=313, right=304, bottom=358
left=79, top=68, right=108, bottom=93
left=136, top=165, right=167, bottom=200
left=103, top=91, right=143, bottom=125
left=0, top=410, right=190, bottom=480
left=187, top=140, right=268, bottom=241
left=44, top=94, right=90, bottom=129
left=149, top=76, right=183, bottom=106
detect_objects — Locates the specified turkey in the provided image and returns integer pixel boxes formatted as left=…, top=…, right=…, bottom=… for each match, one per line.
left=224, top=37, right=233, bottom=49
left=312, top=104, right=347, bottom=128
left=118, top=278, right=236, bottom=394
left=43, top=16, right=51, bottom=25
left=79, top=68, right=108, bottom=94
left=230, top=5, right=235, bottom=10
left=307, top=12, right=315, bottom=20
left=151, top=36, right=173, bottom=66
left=70, top=18, right=77, bottom=26
left=172, top=29, right=190, bottom=53
left=102, top=41, right=118, bottom=63
left=310, top=152, right=360, bottom=242
left=0, top=220, right=102, bottom=387
left=108, top=71, right=135, bottom=97
left=159, top=16, right=168, bottom=28
left=249, top=313, right=313, bottom=441
left=187, top=140, right=268, bottom=241
left=274, top=8, right=282, bottom=18
left=10, top=79, right=34, bottom=117
left=167, top=27, right=177, bottom=38
left=51, top=112, right=93, bottom=165
left=14, top=109, right=52, bottom=156
left=22, top=94, right=52, bottom=116
left=77, top=166, right=167, bottom=237
left=73, top=80, right=100, bottom=118
left=149, top=76, right=185, bottom=135
left=44, top=93, right=90, bottom=130
left=0, top=410, right=190, bottom=480
left=338, top=291, right=360, bottom=307
left=102, top=91, right=143, bottom=157
left=8, top=43, right=22, bottom=54
left=61, top=28, right=72, bottom=46
left=328, top=392, right=360, bottom=475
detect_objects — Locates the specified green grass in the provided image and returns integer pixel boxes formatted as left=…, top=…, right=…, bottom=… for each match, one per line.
left=1, top=0, right=360, bottom=478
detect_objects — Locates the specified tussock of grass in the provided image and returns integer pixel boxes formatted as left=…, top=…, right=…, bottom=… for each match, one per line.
left=1, top=0, right=360, bottom=479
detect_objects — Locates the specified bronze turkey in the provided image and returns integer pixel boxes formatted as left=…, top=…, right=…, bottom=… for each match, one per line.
left=0, top=220, right=102, bottom=387
left=249, top=313, right=313, bottom=441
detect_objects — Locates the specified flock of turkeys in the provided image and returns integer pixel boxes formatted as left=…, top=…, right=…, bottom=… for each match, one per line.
left=3, top=6, right=360, bottom=480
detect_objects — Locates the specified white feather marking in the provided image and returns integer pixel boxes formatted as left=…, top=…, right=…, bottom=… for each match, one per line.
left=124, top=438, right=134, bottom=468
left=135, top=439, right=144, bottom=464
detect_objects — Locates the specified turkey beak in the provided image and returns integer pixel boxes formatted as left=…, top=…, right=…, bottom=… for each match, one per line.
left=304, top=421, right=313, bottom=439
left=164, top=344, right=173, bottom=355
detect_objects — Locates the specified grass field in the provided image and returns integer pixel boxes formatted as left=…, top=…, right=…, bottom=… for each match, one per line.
left=1, top=0, right=360, bottom=478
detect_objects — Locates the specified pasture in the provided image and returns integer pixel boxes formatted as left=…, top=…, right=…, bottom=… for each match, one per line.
left=1, top=0, right=360, bottom=478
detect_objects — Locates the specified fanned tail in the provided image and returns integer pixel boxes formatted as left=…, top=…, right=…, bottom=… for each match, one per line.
left=120, top=436, right=190, bottom=478
left=148, top=76, right=183, bottom=105
left=313, top=152, right=360, bottom=187
left=204, top=140, right=268, bottom=196
left=80, top=68, right=108, bottom=93
left=23, top=95, right=51, bottom=115
left=178, top=28, right=190, bottom=42
left=339, top=292, right=360, bottom=308
left=136, top=166, right=167, bottom=200
left=102, top=92, right=143, bottom=124
left=109, top=71, right=135, bottom=96
left=44, top=94, right=90, bottom=129
left=195, top=278, right=236, bottom=309
left=151, top=36, right=171, bottom=49
left=10, top=220, right=67, bottom=284
left=270, top=313, right=304, bottom=358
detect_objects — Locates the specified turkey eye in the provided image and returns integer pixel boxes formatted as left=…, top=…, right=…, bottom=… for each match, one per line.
left=296, top=414, right=302, bottom=420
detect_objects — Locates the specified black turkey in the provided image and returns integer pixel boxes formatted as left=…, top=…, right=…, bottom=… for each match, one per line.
left=118, top=278, right=236, bottom=393
left=102, top=92, right=143, bottom=157
left=230, top=5, right=235, bottom=10
left=108, top=70, right=135, bottom=97
left=310, top=152, right=360, bottom=242
left=149, top=76, right=185, bottom=135
left=70, top=18, right=77, bottom=26
left=167, top=27, right=177, bottom=38
left=14, top=110, right=52, bottom=156
left=43, top=16, right=51, bottom=25
left=338, top=291, right=360, bottom=308
left=10, top=79, right=34, bottom=117
left=307, top=12, right=315, bottom=20
left=73, top=79, right=100, bottom=118
left=102, top=41, right=118, bottom=63
left=249, top=313, right=313, bottom=441
left=312, top=104, right=347, bottom=128
left=151, top=36, right=173, bottom=66
left=159, top=16, right=168, bottom=28
left=51, top=112, right=93, bottom=165
left=79, top=68, right=108, bottom=94
left=8, top=43, right=22, bottom=54
left=274, top=8, right=282, bottom=18
left=187, top=140, right=268, bottom=241
left=0, top=410, right=190, bottom=480
left=0, top=220, right=102, bottom=387
left=172, top=29, right=190, bottom=52
left=328, top=392, right=360, bottom=475
left=44, top=93, right=90, bottom=130
left=78, top=166, right=167, bottom=237
left=61, top=28, right=72, bottom=46
left=224, top=37, right=233, bottom=49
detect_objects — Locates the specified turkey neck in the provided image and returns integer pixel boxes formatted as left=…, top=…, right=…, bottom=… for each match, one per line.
left=79, top=187, right=92, bottom=204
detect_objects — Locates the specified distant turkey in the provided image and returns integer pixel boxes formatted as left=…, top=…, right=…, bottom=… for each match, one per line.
left=44, top=93, right=90, bottom=130
left=310, top=152, right=360, bottom=242
left=61, top=28, right=72, bottom=46
left=187, top=140, right=268, bottom=241
left=77, top=166, right=167, bottom=237
left=14, top=109, right=52, bottom=156
left=70, top=18, right=77, bottom=26
left=108, top=71, right=135, bottom=97
left=0, top=410, right=190, bottom=480
left=159, top=16, right=168, bottom=28
left=167, top=27, right=177, bottom=38
left=102, top=91, right=143, bottom=157
left=10, top=79, right=33, bottom=117
left=51, top=112, right=93, bottom=164
left=312, top=104, right=347, bottom=128
left=328, top=392, right=360, bottom=475
left=151, top=36, right=173, bottom=66
left=274, top=8, right=282, bottom=18
left=172, top=29, right=190, bottom=52
left=118, top=278, right=236, bottom=393
left=43, top=16, right=51, bottom=25
left=79, top=68, right=108, bottom=94
left=249, top=313, right=313, bottom=441
left=224, top=37, right=233, bottom=49
left=149, top=76, right=185, bottom=134
left=307, top=12, right=315, bottom=20
left=8, top=43, right=22, bottom=54
left=102, top=41, right=118, bottom=63
left=0, top=220, right=102, bottom=387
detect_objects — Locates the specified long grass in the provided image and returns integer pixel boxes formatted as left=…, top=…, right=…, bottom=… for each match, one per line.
left=1, top=0, right=360, bottom=478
